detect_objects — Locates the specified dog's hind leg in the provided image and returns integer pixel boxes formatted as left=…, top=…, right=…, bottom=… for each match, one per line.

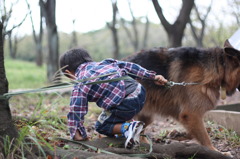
left=135, top=112, right=154, bottom=127
left=178, top=111, right=217, bottom=151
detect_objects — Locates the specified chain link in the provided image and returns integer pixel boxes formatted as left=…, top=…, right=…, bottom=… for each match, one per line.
left=166, top=81, right=199, bottom=87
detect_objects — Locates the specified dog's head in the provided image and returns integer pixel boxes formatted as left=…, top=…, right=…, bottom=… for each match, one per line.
left=223, top=47, right=240, bottom=93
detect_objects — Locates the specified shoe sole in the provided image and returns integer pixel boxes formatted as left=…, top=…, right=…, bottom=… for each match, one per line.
left=133, top=122, right=144, bottom=145
left=125, top=121, right=144, bottom=149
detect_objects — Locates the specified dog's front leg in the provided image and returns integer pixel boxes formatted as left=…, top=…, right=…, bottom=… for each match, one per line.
left=178, top=111, right=217, bottom=151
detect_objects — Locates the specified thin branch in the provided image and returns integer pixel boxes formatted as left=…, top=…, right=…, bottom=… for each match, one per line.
left=152, top=0, right=171, bottom=32
left=25, top=0, right=37, bottom=42
left=142, top=15, right=149, bottom=48
left=174, top=0, right=195, bottom=29
left=120, top=18, right=134, bottom=47
left=203, top=0, right=212, bottom=20
left=189, top=1, right=212, bottom=47
left=4, top=12, right=29, bottom=36
left=127, top=0, right=138, bottom=50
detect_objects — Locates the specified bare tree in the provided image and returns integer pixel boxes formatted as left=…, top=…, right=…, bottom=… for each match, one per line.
left=8, top=30, right=25, bottom=59
left=152, top=0, right=194, bottom=47
left=0, top=17, right=18, bottom=149
left=119, top=0, right=139, bottom=51
left=142, top=15, right=150, bottom=49
left=228, top=0, right=240, bottom=26
left=39, top=0, right=59, bottom=82
left=189, top=1, right=212, bottom=47
left=1, top=0, right=28, bottom=58
left=127, top=0, right=139, bottom=51
left=120, top=0, right=150, bottom=51
left=120, top=18, right=134, bottom=48
left=26, top=0, right=44, bottom=66
left=1, top=0, right=13, bottom=46
left=6, top=15, right=27, bottom=59
left=107, top=0, right=120, bottom=59
left=121, top=15, right=150, bottom=51
left=8, top=30, right=17, bottom=59
left=0, top=0, right=29, bottom=145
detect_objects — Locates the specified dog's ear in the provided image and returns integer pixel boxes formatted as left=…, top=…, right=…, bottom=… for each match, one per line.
left=224, top=47, right=240, bottom=59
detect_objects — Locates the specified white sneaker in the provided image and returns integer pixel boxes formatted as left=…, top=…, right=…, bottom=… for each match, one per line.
left=124, top=121, right=144, bottom=149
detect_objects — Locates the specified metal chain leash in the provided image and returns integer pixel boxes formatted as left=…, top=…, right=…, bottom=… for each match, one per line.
left=126, top=72, right=200, bottom=87
left=166, top=81, right=200, bottom=87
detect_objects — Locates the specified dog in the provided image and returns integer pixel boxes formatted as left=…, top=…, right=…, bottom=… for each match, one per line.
left=125, top=46, right=240, bottom=151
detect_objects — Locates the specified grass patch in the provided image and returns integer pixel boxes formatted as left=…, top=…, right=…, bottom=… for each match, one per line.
left=3, top=59, right=103, bottom=158
left=5, top=59, right=47, bottom=90
left=7, top=92, right=103, bottom=158
left=206, top=121, right=240, bottom=147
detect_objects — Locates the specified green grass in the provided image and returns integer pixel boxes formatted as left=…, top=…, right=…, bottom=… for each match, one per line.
left=5, top=59, right=47, bottom=89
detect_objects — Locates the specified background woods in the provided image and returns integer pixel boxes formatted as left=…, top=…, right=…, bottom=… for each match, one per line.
left=3, top=0, right=239, bottom=66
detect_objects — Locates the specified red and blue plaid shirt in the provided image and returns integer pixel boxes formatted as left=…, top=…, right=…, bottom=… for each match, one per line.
left=68, top=58, right=156, bottom=139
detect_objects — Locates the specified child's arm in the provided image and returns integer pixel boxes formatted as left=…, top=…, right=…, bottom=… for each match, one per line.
left=68, top=88, right=88, bottom=140
left=116, top=60, right=167, bottom=85
left=116, top=60, right=166, bottom=82
left=117, top=61, right=155, bottom=78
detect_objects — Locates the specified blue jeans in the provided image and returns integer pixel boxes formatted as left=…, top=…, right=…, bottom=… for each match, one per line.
left=95, top=84, right=146, bottom=137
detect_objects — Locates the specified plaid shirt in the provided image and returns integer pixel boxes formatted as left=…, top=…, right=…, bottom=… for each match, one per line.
left=68, top=58, right=156, bottom=139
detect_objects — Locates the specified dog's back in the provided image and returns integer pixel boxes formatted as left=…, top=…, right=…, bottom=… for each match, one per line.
left=128, top=47, right=223, bottom=117
left=126, top=46, right=240, bottom=151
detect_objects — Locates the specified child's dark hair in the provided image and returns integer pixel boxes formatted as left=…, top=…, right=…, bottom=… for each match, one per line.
left=60, top=48, right=93, bottom=74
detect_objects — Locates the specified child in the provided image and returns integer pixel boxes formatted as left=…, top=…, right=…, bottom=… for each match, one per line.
left=60, top=48, right=167, bottom=149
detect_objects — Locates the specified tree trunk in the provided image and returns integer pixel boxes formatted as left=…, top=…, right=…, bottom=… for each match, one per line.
left=152, top=0, right=194, bottom=47
left=46, top=25, right=59, bottom=82
left=8, top=31, right=16, bottom=59
left=189, top=19, right=204, bottom=47
left=36, top=42, right=43, bottom=66
left=142, top=16, right=149, bottom=49
left=69, top=30, right=78, bottom=49
left=69, top=20, right=78, bottom=49
left=40, top=0, right=59, bottom=82
left=107, top=0, right=120, bottom=59
left=8, top=31, right=18, bottom=59
left=120, top=18, right=135, bottom=49
left=128, top=0, right=139, bottom=51
left=168, top=26, right=186, bottom=47
left=35, top=5, right=44, bottom=67
left=26, top=0, right=44, bottom=66
left=189, top=2, right=212, bottom=48
left=0, top=22, right=18, bottom=146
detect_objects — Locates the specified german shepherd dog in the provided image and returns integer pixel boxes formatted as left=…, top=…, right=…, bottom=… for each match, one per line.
left=125, top=46, right=240, bottom=151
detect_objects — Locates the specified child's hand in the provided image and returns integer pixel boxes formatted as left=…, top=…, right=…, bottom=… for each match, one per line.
left=154, top=75, right=168, bottom=85
left=73, top=130, right=88, bottom=141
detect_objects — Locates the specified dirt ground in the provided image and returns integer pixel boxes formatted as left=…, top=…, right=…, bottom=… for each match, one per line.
left=140, top=91, right=240, bottom=159
left=82, top=92, right=240, bottom=158
left=10, top=90, right=240, bottom=158
left=58, top=114, right=238, bottom=159
left=144, top=116, right=240, bottom=159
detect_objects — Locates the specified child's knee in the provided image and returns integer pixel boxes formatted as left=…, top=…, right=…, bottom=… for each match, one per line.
left=95, top=121, right=103, bottom=133
left=95, top=121, right=114, bottom=137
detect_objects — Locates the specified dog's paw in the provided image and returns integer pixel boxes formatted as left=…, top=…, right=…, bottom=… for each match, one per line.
left=139, top=135, right=149, bottom=144
left=221, top=151, right=233, bottom=158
